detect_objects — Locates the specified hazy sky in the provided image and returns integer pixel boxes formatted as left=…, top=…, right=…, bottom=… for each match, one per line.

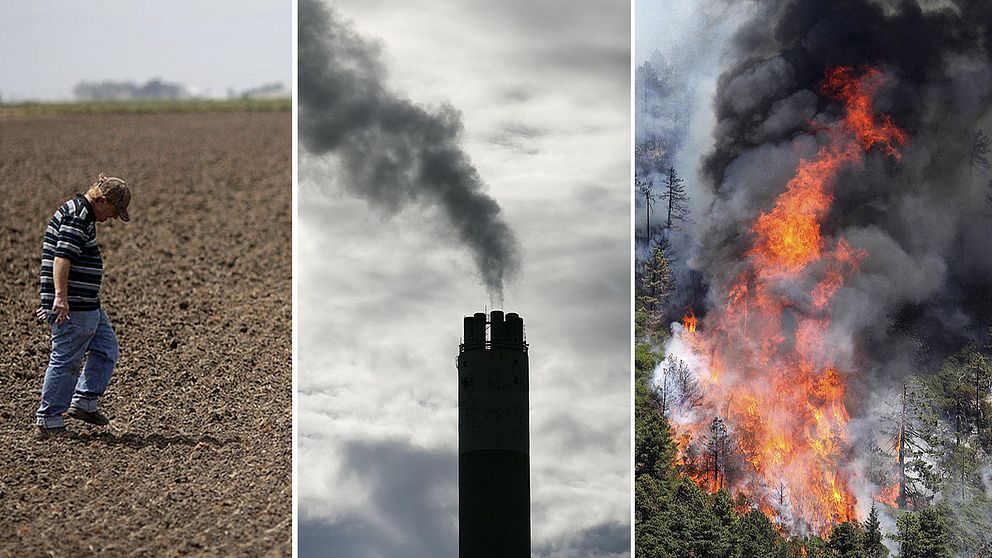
left=0, top=0, right=291, bottom=101
left=297, top=0, right=631, bottom=556
left=636, top=0, right=698, bottom=64
left=634, top=0, right=747, bottom=225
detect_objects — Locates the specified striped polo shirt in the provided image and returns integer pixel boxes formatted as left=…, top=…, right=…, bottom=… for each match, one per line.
left=39, top=195, right=103, bottom=311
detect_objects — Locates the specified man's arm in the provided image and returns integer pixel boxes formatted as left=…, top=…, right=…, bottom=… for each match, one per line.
left=52, top=256, right=70, bottom=324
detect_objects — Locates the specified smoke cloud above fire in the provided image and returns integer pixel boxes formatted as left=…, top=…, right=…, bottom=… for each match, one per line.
left=298, top=0, right=520, bottom=306
left=665, top=0, right=992, bottom=532
left=697, top=0, right=992, bottom=355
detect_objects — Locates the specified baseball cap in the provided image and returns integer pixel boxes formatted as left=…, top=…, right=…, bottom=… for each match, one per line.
left=96, top=174, right=132, bottom=222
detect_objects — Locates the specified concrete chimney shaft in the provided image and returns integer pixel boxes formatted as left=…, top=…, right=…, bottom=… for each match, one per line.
left=457, top=310, right=530, bottom=557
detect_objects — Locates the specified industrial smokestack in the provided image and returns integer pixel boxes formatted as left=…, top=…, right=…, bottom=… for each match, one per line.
left=457, top=310, right=530, bottom=556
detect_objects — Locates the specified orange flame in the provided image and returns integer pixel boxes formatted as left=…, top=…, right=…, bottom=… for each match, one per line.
left=876, top=484, right=899, bottom=507
left=670, top=66, right=906, bottom=534
left=683, top=309, right=698, bottom=333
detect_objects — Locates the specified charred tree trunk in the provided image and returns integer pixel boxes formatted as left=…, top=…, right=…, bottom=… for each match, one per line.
left=712, top=445, right=720, bottom=490
left=645, top=191, right=651, bottom=245
left=977, top=364, right=983, bottom=444
left=666, top=171, right=674, bottom=230
left=898, top=383, right=907, bottom=510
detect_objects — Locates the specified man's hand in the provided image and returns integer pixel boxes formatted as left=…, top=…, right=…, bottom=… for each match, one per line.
left=53, top=294, right=69, bottom=324
left=52, top=256, right=71, bottom=324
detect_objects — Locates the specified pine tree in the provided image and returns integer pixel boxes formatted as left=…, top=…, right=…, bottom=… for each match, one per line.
left=827, top=521, right=866, bottom=558
left=881, top=379, right=940, bottom=509
left=637, top=243, right=675, bottom=330
left=898, top=383, right=908, bottom=510
left=635, top=62, right=659, bottom=108
left=659, top=166, right=689, bottom=230
left=915, top=508, right=952, bottom=558
left=734, top=510, right=782, bottom=558
left=896, top=512, right=922, bottom=558
left=969, top=348, right=991, bottom=450
left=705, top=416, right=730, bottom=490
left=711, top=489, right=738, bottom=533
left=635, top=358, right=676, bottom=479
left=896, top=509, right=952, bottom=558
left=636, top=403, right=676, bottom=479
left=862, top=503, right=888, bottom=558
left=924, top=354, right=983, bottom=502
left=673, top=357, right=702, bottom=411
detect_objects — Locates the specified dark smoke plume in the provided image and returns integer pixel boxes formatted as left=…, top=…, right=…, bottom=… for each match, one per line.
left=298, top=0, right=521, bottom=306
left=693, top=0, right=992, bottom=385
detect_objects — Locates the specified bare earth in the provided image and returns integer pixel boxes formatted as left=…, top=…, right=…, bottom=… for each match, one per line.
left=0, top=111, right=291, bottom=556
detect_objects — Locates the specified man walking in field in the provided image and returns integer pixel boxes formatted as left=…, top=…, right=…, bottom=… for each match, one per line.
left=35, top=173, right=132, bottom=439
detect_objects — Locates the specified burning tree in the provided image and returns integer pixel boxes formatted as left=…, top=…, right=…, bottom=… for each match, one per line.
left=656, top=355, right=702, bottom=418
left=873, top=380, right=941, bottom=510
left=704, top=416, right=732, bottom=491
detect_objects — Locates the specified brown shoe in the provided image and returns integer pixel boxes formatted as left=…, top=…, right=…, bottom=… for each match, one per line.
left=34, top=425, right=67, bottom=439
left=66, top=406, right=110, bottom=426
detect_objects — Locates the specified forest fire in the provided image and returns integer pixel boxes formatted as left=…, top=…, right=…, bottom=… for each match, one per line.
left=666, top=67, right=907, bottom=534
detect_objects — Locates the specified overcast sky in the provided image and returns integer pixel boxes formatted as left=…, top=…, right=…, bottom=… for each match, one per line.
left=297, top=1, right=631, bottom=556
left=0, top=0, right=291, bottom=101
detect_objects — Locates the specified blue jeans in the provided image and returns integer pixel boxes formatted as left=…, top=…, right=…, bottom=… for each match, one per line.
left=36, top=309, right=119, bottom=428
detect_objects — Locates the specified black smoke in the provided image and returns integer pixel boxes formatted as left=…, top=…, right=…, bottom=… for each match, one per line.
left=298, top=0, right=521, bottom=306
left=693, top=0, right=992, bottom=385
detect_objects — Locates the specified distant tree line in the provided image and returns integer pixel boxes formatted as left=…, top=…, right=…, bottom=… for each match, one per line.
left=72, top=79, right=289, bottom=102
left=237, top=82, right=290, bottom=100
left=73, top=78, right=190, bottom=101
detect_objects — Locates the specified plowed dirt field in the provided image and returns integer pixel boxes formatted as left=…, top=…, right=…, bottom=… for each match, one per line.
left=0, top=111, right=291, bottom=556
